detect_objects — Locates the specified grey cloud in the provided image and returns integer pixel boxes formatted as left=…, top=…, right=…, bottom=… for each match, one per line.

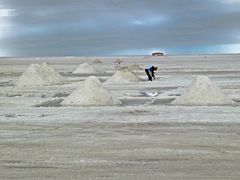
left=0, top=0, right=240, bottom=56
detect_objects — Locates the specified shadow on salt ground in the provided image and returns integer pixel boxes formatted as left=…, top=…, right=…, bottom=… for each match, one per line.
left=32, top=93, right=240, bottom=107
left=32, top=97, right=176, bottom=107
left=0, top=81, right=14, bottom=87
left=34, top=98, right=64, bottom=107
left=60, top=72, right=112, bottom=79
left=59, top=72, right=108, bottom=84
left=53, top=92, right=69, bottom=97
left=120, top=98, right=175, bottom=106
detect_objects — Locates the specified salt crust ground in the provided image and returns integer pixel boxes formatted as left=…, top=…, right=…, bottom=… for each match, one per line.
left=16, top=62, right=64, bottom=87
left=172, top=76, right=235, bottom=105
left=0, top=55, right=240, bottom=179
left=61, top=76, right=121, bottom=106
left=72, top=63, right=96, bottom=74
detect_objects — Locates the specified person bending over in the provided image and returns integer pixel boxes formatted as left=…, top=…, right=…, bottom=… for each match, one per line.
left=145, top=65, right=158, bottom=81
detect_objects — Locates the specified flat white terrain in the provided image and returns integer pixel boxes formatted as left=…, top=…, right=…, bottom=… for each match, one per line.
left=0, top=55, right=240, bottom=179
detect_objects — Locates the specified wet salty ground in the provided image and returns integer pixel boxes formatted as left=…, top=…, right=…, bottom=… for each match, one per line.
left=0, top=55, right=240, bottom=179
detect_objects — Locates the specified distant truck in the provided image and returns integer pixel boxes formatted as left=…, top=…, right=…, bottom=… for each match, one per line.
left=152, top=52, right=164, bottom=56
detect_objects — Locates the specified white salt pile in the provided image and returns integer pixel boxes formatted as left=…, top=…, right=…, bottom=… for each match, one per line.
left=172, top=76, right=234, bottom=105
left=61, top=76, right=121, bottom=106
left=105, top=69, right=142, bottom=83
left=93, top=59, right=102, bottom=63
left=115, top=58, right=123, bottom=64
left=127, top=63, right=144, bottom=71
left=72, top=63, right=96, bottom=74
left=16, top=62, right=64, bottom=87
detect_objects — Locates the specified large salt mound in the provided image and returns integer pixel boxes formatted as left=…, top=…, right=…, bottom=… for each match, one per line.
left=16, top=62, right=64, bottom=87
left=61, top=76, right=121, bottom=106
left=72, top=63, right=96, bottom=74
left=105, top=69, right=142, bottom=83
left=172, top=76, right=234, bottom=105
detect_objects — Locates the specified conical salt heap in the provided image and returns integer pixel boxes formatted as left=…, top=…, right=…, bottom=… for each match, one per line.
left=16, top=62, right=64, bottom=87
left=93, top=59, right=102, bottom=63
left=105, top=69, right=142, bottom=83
left=172, top=76, right=234, bottom=105
left=72, top=63, right=96, bottom=74
left=61, top=76, right=121, bottom=106
left=127, top=63, right=143, bottom=71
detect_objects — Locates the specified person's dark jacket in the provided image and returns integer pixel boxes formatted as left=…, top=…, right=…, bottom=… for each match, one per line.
left=145, top=66, right=156, bottom=81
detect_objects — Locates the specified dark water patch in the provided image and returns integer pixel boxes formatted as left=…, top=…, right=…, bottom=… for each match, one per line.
left=121, top=96, right=176, bottom=106
left=0, top=81, right=14, bottom=87
left=34, top=98, right=64, bottom=107
left=60, top=72, right=113, bottom=77
left=120, top=98, right=151, bottom=106
left=39, top=114, right=57, bottom=117
left=1, top=160, right=24, bottom=164
left=233, top=98, right=240, bottom=103
left=148, top=98, right=175, bottom=105
left=4, top=114, right=16, bottom=118
left=120, top=109, right=153, bottom=115
left=168, top=94, right=181, bottom=97
left=7, top=94, right=22, bottom=97
left=1, top=114, right=28, bottom=118
left=53, top=92, right=69, bottom=97
left=2, top=165, right=59, bottom=169
left=144, top=87, right=178, bottom=92
left=0, top=72, right=22, bottom=77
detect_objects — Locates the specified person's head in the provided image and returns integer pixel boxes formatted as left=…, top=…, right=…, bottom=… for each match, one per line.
left=153, top=66, right=158, bottom=70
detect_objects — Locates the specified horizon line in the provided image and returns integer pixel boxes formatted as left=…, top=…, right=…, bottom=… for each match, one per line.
left=1, top=53, right=240, bottom=59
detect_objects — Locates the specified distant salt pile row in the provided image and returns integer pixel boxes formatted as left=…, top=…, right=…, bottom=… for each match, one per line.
left=172, top=76, right=234, bottom=105
left=105, top=69, right=142, bottom=83
left=61, top=76, right=121, bottom=106
left=16, top=62, right=64, bottom=87
left=72, top=63, right=96, bottom=74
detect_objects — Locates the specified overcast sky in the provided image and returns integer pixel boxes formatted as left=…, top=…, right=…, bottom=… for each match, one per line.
left=0, top=0, right=240, bottom=56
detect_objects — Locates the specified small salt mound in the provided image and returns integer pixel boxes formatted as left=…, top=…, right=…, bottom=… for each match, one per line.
left=72, top=63, right=96, bottom=74
left=93, top=59, right=102, bottom=63
left=105, top=69, right=142, bottom=83
left=115, top=58, right=123, bottom=64
left=172, top=76, right=234, bottom=105
left=16, top=62, right=64, bottom=87
left=127, top=63, right=143, bottom=71
left=61, top=76, right=121, bottom=106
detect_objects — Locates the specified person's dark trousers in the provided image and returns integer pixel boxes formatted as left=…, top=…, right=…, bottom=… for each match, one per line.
left=145, top=69, right=152, bottom=81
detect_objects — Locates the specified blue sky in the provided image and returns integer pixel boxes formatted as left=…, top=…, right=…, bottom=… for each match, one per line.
left=0, top=0, right=240, bottom=56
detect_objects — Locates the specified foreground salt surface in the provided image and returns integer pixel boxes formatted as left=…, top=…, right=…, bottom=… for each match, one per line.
left=0, top=55, right=240, bottom=179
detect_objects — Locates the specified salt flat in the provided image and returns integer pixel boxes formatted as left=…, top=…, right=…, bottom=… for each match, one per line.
left=0, top=55, right=240, bottom=179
